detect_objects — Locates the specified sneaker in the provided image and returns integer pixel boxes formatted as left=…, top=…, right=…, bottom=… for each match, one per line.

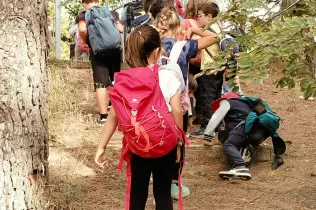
left=203, top=134, right=213, bottom=141
left=97, top=114, right=108, bottom=125
left=107, top=101, right=112, bottom=110
left=219, top=166, right=251, bottom=180
left=190, top=128, right=205, bottom=139
left=240, top=146, right=252, bottom=166
left=171, top=183, right=190, bottom=199
left=186, top=132, right=190, bottom=138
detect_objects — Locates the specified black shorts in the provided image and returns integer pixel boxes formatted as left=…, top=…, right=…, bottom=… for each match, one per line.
left=90, top=51, right=121, bottom=89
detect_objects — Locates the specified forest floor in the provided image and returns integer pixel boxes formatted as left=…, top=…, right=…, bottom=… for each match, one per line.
left=46, top=62, right=316, bottom=210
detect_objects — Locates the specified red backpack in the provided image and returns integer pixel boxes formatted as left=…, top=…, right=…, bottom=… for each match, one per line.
left=108, top=64, right=187, bottom=210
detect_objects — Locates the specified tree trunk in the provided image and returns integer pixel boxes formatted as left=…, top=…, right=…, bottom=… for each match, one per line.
left=305, top=41, right=316, bottom=79
left=0, top=0, right=49, bottom=209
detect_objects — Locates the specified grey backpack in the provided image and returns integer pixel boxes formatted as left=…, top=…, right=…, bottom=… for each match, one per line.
left=85, top=6, right=121, bottom=56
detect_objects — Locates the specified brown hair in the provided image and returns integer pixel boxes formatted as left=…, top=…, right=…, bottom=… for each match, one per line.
left=82, top=0, right=99, bottom=3
left=188, top=73, right=198, bottom=92
left=111, top=11, right=120, bottom=21
left=125, top=25, right=161, bottom=68
left=184, top=0, right=209, bottom=19
left=144, top=0, right=155, bottom=13
left=198, top=2, right=220, bottom=18
left=150, top=0, right=176, bottom=19
left=155, top=8, right=180, bottom=37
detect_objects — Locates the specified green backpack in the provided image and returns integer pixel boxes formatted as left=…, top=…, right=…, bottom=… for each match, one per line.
left=233, top=97, right=280, bottom=137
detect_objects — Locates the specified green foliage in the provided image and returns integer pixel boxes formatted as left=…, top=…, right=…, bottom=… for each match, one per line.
left=201, top=0, right=316, bottom=99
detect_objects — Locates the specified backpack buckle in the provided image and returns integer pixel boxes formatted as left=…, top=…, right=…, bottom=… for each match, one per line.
left=131, top=109, right=137, bottom=117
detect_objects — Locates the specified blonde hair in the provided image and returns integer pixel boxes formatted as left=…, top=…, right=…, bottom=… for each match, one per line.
left=155, top=8, right=180, bottom=37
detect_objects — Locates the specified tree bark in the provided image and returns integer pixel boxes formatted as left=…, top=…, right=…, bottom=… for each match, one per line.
left=0, top=0, right=49, bottom=209
left=305, top=41, right=316, bottom=79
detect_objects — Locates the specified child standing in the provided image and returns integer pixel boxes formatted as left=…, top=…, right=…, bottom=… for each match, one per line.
left=155, top=8, right=217, bottom=199
left=190, top=2, right=224, bottom=140
left=95, top=25, right=184, bottom=210
left=78, top=0, right=121, bottom=124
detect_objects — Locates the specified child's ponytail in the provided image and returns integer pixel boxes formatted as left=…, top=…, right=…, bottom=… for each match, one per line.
left=125, top=25, right=161, bottom=68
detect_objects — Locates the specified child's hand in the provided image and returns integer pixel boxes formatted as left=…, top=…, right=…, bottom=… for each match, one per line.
left=95, top=147, right=108, bottom=168
left=186, top=28, right=193, bottom=40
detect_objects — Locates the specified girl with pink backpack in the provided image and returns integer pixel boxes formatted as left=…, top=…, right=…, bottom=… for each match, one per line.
left=95, top=25, right=186, bottom=210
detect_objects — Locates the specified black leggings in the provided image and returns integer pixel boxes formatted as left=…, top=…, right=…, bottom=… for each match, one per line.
left=130, top=147, right=177, bottom=210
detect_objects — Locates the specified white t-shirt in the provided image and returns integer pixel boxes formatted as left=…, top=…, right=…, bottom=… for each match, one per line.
left=158, top=69, right=181, bottom=112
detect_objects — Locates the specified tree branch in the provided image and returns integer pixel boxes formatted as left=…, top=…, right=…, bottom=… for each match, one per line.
left=258, top=0, right=301, bottom=27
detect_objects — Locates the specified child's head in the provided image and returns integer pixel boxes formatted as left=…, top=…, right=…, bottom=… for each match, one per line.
left=143, top=0, right=155, bottom=13
left=184, top=0, right=209, bottom=19
left=125, top=25, right=161, bottom=68
left=188, top=73, right=198, bottom=93
left=111, top=11, right=120, bottom=21
left=150, top=0, right=176, bottom=19
left=82, top=0, right=99, bottom=9
left=155, top=8, right=181, bottom=38
left=197, top=2, right=219, bottom=26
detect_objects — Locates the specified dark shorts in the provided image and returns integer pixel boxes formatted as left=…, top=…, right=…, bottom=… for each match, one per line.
left=90, top=51, right=121, bottom=89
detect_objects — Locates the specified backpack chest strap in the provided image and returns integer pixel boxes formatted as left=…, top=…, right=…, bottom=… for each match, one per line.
left=130, top=111, right=151, bottom=152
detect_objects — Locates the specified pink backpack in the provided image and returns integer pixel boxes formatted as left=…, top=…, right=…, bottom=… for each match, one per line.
left=108, top=64, right=187, bottom=210
left=76, top=33, right=90, bottom=52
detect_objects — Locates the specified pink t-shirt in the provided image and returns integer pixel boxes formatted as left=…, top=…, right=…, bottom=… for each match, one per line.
left=178, top=18, right=200, bottom=40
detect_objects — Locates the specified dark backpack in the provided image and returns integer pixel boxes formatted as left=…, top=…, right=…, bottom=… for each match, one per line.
left=230, top=97, right=280, bottom=137
left=85, top=6, right=121, bottom=56
left=121, top=1, right=144, bottom=32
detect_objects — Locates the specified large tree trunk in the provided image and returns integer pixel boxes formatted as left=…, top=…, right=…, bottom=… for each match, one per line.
left=0, top=0, right=49, bottom=209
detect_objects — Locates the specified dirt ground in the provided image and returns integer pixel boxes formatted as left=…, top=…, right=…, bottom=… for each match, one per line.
left=47, top=65, right=316, bottom=210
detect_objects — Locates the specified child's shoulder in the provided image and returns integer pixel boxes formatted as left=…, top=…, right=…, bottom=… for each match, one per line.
left=183, top=40, right=198, bottom=52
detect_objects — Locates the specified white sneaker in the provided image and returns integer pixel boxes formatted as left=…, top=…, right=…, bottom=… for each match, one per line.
left=219, top=166, right=251, bottom=180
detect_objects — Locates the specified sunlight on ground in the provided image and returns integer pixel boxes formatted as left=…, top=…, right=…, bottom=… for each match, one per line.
left=49, top=147, right=96, bottom=177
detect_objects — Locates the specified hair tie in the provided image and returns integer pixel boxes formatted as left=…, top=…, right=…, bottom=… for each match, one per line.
left=138, top=31, right=142, bottom=36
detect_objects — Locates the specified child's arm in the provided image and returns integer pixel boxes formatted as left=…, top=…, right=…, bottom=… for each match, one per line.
left=116, top=21, right=124, bottom=33
left=204, top=100, right=230, bottom=136
left=78, top=21, right=88, bottom=44
left=169, top=92, right=183, bottom=130
left=186, top=27, right=218, bottom=50
left=95, top=108, right=118, bottom=168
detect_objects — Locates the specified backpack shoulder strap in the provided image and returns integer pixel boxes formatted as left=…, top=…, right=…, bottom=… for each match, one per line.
left=168, top=41, right=187, bottom=63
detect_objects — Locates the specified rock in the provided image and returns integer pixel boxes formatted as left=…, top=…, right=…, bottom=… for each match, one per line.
left=299, top=96, right=315, bottom=101
left=310, top=173, right=316, bottom=177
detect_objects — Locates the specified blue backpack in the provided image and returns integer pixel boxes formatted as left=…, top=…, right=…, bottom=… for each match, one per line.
left=85, top=6, right=121, bottom=56
left=208, top=26, right=240, bottom=59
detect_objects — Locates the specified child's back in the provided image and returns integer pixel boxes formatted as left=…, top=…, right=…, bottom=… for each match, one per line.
left=95, top=25, right=185, bottom=210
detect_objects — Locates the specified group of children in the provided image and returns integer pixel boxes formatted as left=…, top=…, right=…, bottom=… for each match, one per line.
left=76, top=0, right=286, bottom=209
